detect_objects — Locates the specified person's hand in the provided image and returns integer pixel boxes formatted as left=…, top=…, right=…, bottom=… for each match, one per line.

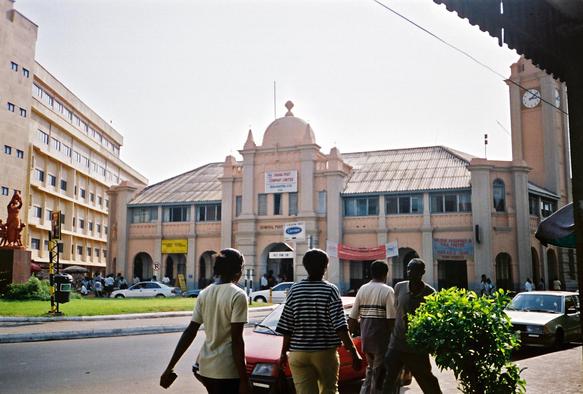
left=350, top=349, right=363, bottom=371
left=239, top=376, right=252, bottom=394
left=279, top=352, right=288, bottom=369
left=160, top=368, right=177, bottom=389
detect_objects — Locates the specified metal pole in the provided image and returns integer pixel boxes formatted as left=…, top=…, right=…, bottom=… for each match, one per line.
left=56, top=241, right=60, bottom=314
left=48, top=231, right=55, bottom=314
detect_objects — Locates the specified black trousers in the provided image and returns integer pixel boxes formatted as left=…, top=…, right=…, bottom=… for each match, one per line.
left=194, top=370, right=239, bottom=394
left=382, top=348, right=442, bottom=394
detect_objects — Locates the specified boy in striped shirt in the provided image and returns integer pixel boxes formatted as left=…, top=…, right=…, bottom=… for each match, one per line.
left=276, top=249, right=363, bottom=394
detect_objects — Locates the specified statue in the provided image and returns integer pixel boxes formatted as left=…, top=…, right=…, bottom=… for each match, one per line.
left=0, top=191, right=25, bottom=248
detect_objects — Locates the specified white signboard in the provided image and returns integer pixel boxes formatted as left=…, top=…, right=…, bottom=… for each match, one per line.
left=326, top=240, right=338, bottom=258
left=284, top=221, right=306, bottom=241
left=265, top=170, right=297, bottom=193
left=386, top=241, right=399, bottom=258
left=269, top=251, right=294, bottom=259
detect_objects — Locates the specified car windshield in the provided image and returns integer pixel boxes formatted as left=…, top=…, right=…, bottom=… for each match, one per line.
left=254, top=304, right=284, bottom=335
left=506, top=294, right=562, bottom=313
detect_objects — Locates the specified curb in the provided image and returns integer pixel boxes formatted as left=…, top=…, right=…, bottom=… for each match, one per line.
left=0, top=320, right=266, bottom=344
left=0, top=305, right=276, bottom=323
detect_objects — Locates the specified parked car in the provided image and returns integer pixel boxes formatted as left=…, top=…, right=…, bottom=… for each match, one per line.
left=245, top=297, right=367, bottom=393
left=505, top=291, right=581, bottom=347
left=110, top=281, right=178, bottom=298
left=249, top=282, right=294, bottom=303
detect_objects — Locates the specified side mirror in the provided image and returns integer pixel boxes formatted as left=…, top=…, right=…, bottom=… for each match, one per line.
left=566, top=306, right=579, bottom=314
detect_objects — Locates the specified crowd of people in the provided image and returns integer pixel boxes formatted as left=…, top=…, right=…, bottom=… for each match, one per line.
left=79, top=273, right=129, bottom=298
left=259, top=271, right=288, bottom=290
left=160, top=248, right=442, bottom=394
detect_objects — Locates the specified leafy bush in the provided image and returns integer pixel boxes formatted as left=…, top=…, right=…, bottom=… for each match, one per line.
left=407, top=287, right=525, bottom=394
left=3, top=277, right=52, bottom=301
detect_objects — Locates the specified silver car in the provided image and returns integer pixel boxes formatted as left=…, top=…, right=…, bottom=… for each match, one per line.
left=505, top=291, right=581, bottom=347
left=110, top=281, right=178, bottom=298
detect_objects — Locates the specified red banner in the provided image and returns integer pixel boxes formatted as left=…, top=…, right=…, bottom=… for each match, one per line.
left=337, top=244, right=386, bottom=261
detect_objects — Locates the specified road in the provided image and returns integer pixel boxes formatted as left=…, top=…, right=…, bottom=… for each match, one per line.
left=0, top=331, right=580, bottom=393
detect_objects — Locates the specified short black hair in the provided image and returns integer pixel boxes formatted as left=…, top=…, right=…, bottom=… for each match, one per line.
left=214, top=248, right=244, bottom=281
left=370, top=260, right=388, bottom=279
left=303, top=249, right=329, bottom=277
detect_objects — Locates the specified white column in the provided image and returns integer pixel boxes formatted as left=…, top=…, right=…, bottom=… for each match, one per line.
left=221, top=179, right=233, bottom=248
left=470, top=163, right=494, bottom=289
left=299, top=148, right=315, bottom=215
left=421, top=192, right=435, bottom=288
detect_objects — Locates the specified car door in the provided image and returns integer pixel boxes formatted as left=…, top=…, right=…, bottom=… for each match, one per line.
left=143, top=282, right=160, bottom=297
left=127, top=283, right=143, bottom=298
left=273, top=283, right=292, bottom=303
left=564, top=296, right=581, bottom=340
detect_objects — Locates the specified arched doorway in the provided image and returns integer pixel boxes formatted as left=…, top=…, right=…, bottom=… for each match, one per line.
left=391, top=247, right=419, bottom=286
left=547, top=249, right=559, bottom=284
left=495, top=253, right=513, bottom=291
left=164, top=254, right=186, bottom=286
left=133, top=252, right=153, bottom=281
left=261, top=243, right=294, bottom=283
left=198, top=251, right=216, bottom=288
left=165, top=256, right=174, bottom=282
left=531, top=247, right=540, bottom=285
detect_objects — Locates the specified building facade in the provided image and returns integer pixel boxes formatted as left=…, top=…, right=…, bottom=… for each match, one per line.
left=109, top=58, right=575, bottom=293
left=0, top=0, right=147, bottom=273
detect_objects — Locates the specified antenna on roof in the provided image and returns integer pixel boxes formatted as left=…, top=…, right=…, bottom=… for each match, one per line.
left=484, top=133, right=488, bottom=159
left=273, top=81, right=277, bottom=119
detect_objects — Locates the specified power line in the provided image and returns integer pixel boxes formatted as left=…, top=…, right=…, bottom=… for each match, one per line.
left=372, top=0, right=569, bottom=116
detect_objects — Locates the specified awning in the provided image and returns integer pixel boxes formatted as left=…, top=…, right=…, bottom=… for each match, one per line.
left=338, top=244, right=386, bottom=261
left=535, top=203, right=576, bottom=249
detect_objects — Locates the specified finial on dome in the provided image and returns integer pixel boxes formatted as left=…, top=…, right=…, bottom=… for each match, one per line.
left=285, top=100, right=294, bottom=116
left=244, top=129, right=256, bottom=149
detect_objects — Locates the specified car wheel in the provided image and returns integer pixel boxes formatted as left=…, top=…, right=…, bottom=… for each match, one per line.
left=554, top=328, right=565, bottom=348
left=156, top=294, right=166, bottom=298
left=115, top=294, right=125, bottom=299
left=254, top=296, right=267, bottom=303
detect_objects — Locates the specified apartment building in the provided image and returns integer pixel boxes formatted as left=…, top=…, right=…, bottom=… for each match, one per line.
left=0, top=0, right=147, bottom=273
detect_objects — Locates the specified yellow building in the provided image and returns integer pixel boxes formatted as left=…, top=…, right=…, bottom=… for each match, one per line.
left=109, top=57, right=575, bottom=293
left=0, top=0, right=147, bottom=273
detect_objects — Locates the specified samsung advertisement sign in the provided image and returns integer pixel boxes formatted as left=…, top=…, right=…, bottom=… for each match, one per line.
left=284, top=221, right=306, bottom=241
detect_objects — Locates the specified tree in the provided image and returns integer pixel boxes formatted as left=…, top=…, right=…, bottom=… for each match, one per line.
left=407, top=288, right=525, bottom=393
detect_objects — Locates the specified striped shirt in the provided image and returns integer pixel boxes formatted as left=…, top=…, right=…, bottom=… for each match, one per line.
left=276, top=279, right=348, bottom=351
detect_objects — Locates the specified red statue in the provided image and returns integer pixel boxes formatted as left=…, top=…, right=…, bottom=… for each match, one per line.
left=0, top=191, right=25, bottom=248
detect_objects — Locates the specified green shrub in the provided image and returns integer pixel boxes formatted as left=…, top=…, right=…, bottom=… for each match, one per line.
left=407, top=287, right=525, bottom=394
left=3, top=277, right=52, bottom=301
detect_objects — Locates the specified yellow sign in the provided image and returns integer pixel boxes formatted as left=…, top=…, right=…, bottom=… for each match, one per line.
left=161, top=239, right=188, bottom=254
left=177, top=274, right=187, bottom=291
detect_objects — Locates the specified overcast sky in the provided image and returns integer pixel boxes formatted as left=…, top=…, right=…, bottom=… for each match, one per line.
left=16, top=0, right=519, bottom=184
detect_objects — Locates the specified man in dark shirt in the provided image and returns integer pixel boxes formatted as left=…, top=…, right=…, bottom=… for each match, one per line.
left=381, top=258, right=441, bottom=394
left=276, top=249, right=362, bottom=394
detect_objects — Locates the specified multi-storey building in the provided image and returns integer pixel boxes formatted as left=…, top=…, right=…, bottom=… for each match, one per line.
left=109, top=57, right=575, bottom=293
left=0, top=0, right=147, bottom=273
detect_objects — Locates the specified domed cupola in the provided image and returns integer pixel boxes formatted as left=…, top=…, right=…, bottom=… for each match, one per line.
left=261, top=101, right=316, bottom=148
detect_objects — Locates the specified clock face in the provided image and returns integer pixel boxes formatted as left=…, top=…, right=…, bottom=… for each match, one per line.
left=554, top=88, right=561, bottom=108
left=522, top=89, right=541, bottom=108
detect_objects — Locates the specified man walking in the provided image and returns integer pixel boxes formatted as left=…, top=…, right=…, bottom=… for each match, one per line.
left=348, top=260, right=395, bottom=393
left=381, top=258, right=441, bottom=394
left=160, top=248, right=250, bottom=393
left=276, top=249, right=362, bottom=394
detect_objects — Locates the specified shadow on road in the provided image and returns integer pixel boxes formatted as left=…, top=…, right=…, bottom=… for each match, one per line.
left=511, top=342, right=582, bottom=361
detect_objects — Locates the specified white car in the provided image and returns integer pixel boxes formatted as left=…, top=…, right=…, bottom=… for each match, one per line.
left=110, top=281, right=178, bottom=298
left=249, top=282, right=294, bottom=303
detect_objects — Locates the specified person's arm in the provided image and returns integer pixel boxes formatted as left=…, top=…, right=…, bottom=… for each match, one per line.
left=160, top=321, right=200, bottom=384
left=279, top=334, right=291, bottom=368
left=347, top=317, right=359, bottom=336
left=231, top=322, right=250, bottom=394
left=336, top=328, right=363, bottom=370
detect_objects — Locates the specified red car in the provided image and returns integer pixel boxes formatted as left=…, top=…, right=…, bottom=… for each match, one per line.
left=245, top=296, right=367, bottom=393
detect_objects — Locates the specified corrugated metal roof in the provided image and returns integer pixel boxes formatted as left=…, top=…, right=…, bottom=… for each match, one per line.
left=342, top=146, right=472, bottom=194
left=528, top=182, right=560, bottom=200
left=129, top=163, right=223, bottom=205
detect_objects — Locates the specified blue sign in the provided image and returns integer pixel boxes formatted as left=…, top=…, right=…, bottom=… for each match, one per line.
left=286, top=227, right=302, bottom=235
left=433, top=238, right=474, bottom=260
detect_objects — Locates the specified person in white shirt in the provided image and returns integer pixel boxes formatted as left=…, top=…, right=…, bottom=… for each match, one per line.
left=348, top=260, right=396, bottom=393
left=161, top=248, right=250, bottom=394
left=524, top=278, right=534, bottom=292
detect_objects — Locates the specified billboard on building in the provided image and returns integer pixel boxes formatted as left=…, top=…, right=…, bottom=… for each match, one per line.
left=161, top=239, right=188, bottom=254
left=433, top=238, right=474, bottom=260
left=265, top=170, right=297, bottom=193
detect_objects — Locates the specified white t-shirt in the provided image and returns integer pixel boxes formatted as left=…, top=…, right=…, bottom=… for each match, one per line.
left=192, top=283, right=248, bottom=379
left=524, top=281, right=533, bottom=292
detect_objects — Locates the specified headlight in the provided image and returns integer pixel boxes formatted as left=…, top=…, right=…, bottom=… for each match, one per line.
left=252, top=363, right=275, bottom=377
left=526, top=325, right=543, bottom=334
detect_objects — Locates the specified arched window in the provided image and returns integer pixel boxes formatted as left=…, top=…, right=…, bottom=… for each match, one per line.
left=495, top=252, right=513, bottom=291
left=493, top=179, right=506, bottom=212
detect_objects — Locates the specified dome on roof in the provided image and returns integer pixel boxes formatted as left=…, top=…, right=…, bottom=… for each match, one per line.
left=261, top=101, right=316, bottom=148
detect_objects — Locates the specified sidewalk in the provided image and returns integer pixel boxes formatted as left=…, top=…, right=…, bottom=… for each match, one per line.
left=0, top=307, right=275, bottom=343
left=403, top=345, right=582, bottom=394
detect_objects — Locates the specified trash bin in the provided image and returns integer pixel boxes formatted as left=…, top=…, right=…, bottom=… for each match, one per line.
left=54, top=273, right=73, bottom=303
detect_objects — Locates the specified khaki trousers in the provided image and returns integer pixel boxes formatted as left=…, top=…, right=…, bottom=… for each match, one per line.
left=288, top=348, right=340, bottom=394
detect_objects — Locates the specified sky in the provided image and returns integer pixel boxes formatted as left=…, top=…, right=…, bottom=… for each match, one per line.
left=16, top=0, right=519, bottom=184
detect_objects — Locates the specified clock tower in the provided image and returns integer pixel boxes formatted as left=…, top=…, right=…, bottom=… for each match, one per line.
left=507, top=57, right=571, bottom=202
